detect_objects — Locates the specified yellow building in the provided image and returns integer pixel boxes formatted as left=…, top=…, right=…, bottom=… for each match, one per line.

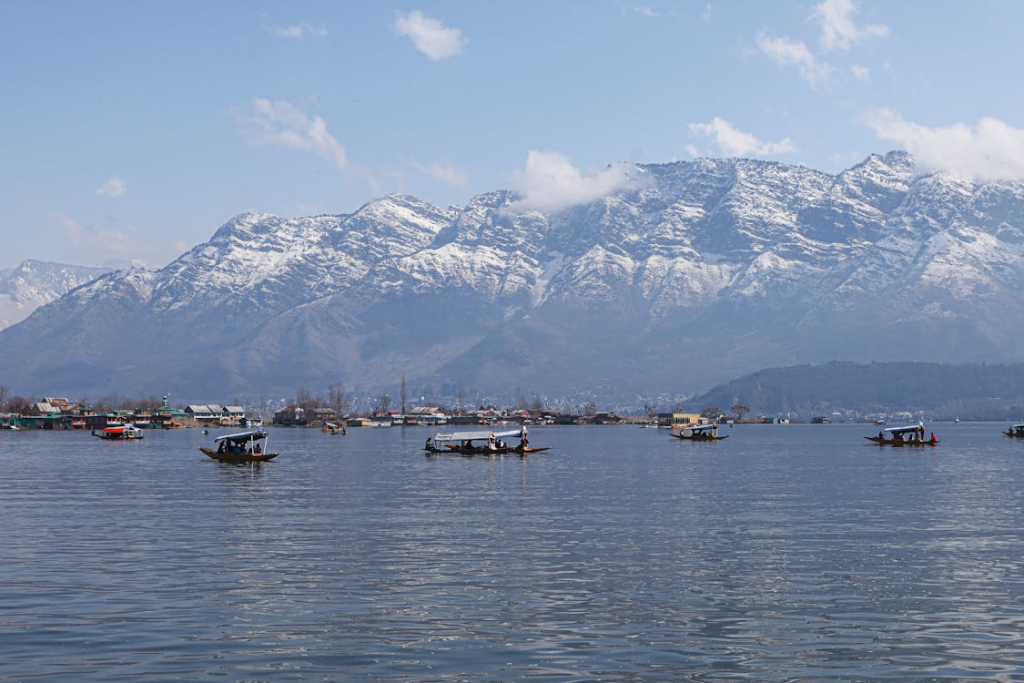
left=658, top=412, right=709, bottom=428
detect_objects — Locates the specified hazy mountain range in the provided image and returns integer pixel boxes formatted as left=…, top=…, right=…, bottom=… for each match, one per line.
left=3, top=150, right=1024, bottom=406
left=0, top=260, right=109, bottom=332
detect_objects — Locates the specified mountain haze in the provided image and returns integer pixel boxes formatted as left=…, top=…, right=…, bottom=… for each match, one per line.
left=0, top=260, right=110, bottom=331
left=3, top=151, right=1024, bottom=405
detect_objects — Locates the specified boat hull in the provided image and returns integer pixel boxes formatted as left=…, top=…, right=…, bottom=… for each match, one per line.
left=671, top=433, right=729, bottom=441
left=864, top=436, right=938, bottom=446
left=199, top=447, right=280, bottom=463
left=93, top=432, right=144, bottom=440
left=425, top=445, right=552, bottom=455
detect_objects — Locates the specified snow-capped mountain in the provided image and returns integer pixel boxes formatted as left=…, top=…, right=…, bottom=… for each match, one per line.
left=3, top=151, right=1023, bottom=404
left=0, top=260, right=109, bottom=331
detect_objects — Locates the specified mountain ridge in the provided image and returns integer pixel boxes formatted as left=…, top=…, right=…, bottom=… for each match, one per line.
left=2, top=151, right=1023, bottom=406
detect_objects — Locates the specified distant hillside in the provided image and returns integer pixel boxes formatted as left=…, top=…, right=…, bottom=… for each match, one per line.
left=691, top=361, right=1024, bottom=420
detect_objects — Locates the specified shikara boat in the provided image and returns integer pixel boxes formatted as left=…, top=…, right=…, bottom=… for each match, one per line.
left=864, top=424, right=938, bottom=446
left=424, top=427, right=549, bottom=455
left=322, top=422, right=345, bottom=434
left=1002, top=424, right=1024, bottom=437
left=200, top=429, right=279, bottom=462
left=93, top=423, right=145, bottom=440
left=671, top=424, right=728, bottom=441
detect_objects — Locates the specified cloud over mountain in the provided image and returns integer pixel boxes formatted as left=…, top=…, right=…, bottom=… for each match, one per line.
left=864, top=110, right=1024, bottom=182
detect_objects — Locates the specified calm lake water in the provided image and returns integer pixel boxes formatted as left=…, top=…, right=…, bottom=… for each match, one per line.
left=2, top=422, right=1023, bottom=681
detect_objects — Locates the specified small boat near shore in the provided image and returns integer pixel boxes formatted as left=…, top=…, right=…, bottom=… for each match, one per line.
left=200, top=429, right=279, bottom=463
left=93, top=423, right=145, bottom=440
left=865, top=424, right=938, bottom=446
left=671, top=424, right=728, bottom=441
left=424, top=427, right=550, bottom=455
left=1003, top=424, right=1024, bottom=437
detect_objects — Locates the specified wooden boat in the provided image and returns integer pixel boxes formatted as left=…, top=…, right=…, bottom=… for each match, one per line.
left=864, top=424, right=938, bottom=446
left=200, top=429, right=279, bottom=462
left=93, top=423, right=145, bottom=440
left=671, top=424, right=728, bottom=441
left=322, top=422, right=345, bottom=434
left=503, top=444, right=552, bottom=455
left=424, top=427, right=549, bottom=455
left=1002, top=424, right=1024, bottom=437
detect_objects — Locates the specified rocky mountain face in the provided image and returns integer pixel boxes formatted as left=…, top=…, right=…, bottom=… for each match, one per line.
left=0, top=260, right=109, bottom=331
left=3, top=151, right=1024, bottom=407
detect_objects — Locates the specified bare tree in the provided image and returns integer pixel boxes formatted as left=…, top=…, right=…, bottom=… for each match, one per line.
left=643, top=402, right=658, bottom=418
left=295, top=387, right=323, bottom=424
left=731, top=403, right=751, bottom=420
left=530, top=394, right=544, bottom=412
left=457, top=387, right=465, bottom=415
left=0, top=384, right=9, bottom=412
left=6, top=395, right=32, bottom=416
left=513, top=388, right=527, bottom=411
left=701, top=406, right=723, bottom=420
left=327, top=382, right=348, bottom=418
left=374, top=394, right=391, bottom=416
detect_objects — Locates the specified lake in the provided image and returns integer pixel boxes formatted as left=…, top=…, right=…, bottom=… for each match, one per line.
left=2, top=422, right=1023, bottom=681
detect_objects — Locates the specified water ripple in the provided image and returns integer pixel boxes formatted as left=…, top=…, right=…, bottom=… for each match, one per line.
left=1, top=424, right=1023, bottom=680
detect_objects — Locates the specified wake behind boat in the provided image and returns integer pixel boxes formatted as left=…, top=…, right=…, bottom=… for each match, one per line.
left=671, top=424, right=728, bottom=441
left=865, top=424, right=938, bottom=446
left=200, top=429, right=279, bottom=462
left=424, top=427, right=550, bottom=455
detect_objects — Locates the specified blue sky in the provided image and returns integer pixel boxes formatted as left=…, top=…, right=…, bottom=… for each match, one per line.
left=2, top=0, right=1022, bottom=269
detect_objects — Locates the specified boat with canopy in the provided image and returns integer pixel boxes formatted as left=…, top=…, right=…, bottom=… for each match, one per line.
left=93, top=423, right=145, bottom=440
left=200, top=429, right=280, bottom=462
left=671, top=423, right=728, bottom=441
left=424, top=427, right=550, bottom=454
left=864, top=424, right=938, bottom=446
left=1003, top=424, right=1024, bottom=437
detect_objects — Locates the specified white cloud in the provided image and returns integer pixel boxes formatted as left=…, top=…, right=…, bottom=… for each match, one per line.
left=240, top=98, right=347, bottom=171
left=261, top=14, right=327, bottom=40
left=410, top=159, right=469, bottom=187
left=702, top=2, right=712, bottom=22
left=393, top=10, right=467, bottom=61
left=688, top=118, right=797, bottom=157
left=95, top=177, right=127, bottom=197
left=811, top=0, right=888, bottom=52
left=850, top=64, right=871, bottom=83
left=508, top=151, right=639, bottom=213
left=755, top=32, right=831, bottom=85
left=863, top=109, right=1024, bottom=182
left=276, top=22, right=327, bottom=39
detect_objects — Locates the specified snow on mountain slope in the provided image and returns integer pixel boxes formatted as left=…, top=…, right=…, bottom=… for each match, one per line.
left=3, top=152, right=1024, bottom=403
left=0, top=260, right=110, bottom=330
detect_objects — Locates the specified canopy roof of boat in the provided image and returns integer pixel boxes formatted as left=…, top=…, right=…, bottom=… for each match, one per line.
left=432, top=428, right=524, bottom=442
left=683, top=424, right=718, bottom=432
left=883, top=425, right=924, bottom=434
left=215, top=429, right=268, bottom=443
left=1012, top=424, right=1024, bottom=430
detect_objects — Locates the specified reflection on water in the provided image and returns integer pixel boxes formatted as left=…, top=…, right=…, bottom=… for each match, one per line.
left=1, top=423, right=1023, bottom=680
